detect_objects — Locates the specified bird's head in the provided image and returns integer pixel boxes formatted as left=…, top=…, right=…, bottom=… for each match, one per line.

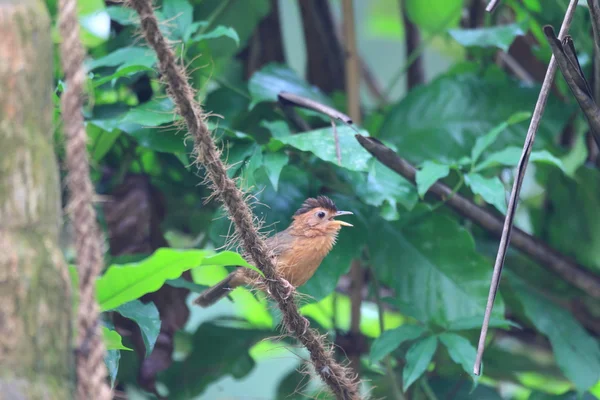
left=290, top=196, right=353, bottom=236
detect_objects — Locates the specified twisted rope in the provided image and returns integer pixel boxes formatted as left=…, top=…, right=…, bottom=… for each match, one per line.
left=57, top=0, right=112, bottom=398
left=126, top=0, right=361, bottom=398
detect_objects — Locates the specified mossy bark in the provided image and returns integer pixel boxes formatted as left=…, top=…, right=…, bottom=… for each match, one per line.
left=0, top=0, right=74, bottom=398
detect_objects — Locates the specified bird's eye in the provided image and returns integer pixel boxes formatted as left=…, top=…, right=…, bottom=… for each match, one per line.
left=317, top=211, right=326, bottom=219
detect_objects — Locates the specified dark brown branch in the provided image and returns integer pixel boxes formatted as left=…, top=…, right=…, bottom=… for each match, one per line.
left=544, top=25, right=600, bottom=147
left=298, top=0, right=346, bottom=93
left=355, top=135, right=600, bottom=301
left=400, top=0, right=424, bottom=89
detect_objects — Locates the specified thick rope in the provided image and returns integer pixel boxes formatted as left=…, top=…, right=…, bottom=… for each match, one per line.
left=57, top=0, right=112, bottom=398
left=126, top=0, right=361, bottom=398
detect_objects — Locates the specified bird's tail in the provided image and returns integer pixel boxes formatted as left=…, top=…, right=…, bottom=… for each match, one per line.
left=194, top=273, right=235, bottom=307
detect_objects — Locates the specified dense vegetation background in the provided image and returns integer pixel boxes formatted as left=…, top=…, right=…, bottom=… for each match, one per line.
left=47, top=0, right=600, bottom=398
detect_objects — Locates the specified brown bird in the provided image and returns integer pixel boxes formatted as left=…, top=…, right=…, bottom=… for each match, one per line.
left=194, top=196, right=353, bottom=307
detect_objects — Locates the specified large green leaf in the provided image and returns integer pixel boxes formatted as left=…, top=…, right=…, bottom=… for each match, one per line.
left=86, top=47, right=157, bottom=71
left=439, top=333, right=479, bottom=385
left=546, top=167, right=600, bottom=271
left=248, top=63, right=332, bottom=109
left=114, top=300, right=161, bottom=357
left=465, top=173, right=507, bottom=214
left=97, top=249, right=256, bottom=311
left=369, top=324, right=428, bottom=364
left=276, top=126, right=372, bottom=172
left=261, top=151, right=289, bottom=191
left=415, top=161, right=450, bottom=198
left=403, top=335, right=438, bottom=390
left=449, top=22, right=528, bottom=52
left=510, top=274, right=600, bottom=392
left=379, top=72, right=571, bottom=164
left=356, top=159, right=419, bottom=218
left=193, top=0, right=270, bottom=59
left=162, top=0, right=193, bottom=41
left=474, top=147, right=566, bottom=173
left=369, top=213, right=505, bottom=325
left=190, top=25, right=240, bottom=46
left=470, top=111, right=531, bottom=165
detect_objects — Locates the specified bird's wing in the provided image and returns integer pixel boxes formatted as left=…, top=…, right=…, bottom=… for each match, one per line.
left=264, top=229, right=295, bottom=257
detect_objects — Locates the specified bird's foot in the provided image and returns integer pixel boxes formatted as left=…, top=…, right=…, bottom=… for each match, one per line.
left=300, top=316, right=310, bottom=335
left=279, top=278, right=294, bottom=300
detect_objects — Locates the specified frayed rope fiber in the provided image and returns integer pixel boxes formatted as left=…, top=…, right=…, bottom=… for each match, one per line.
left=126, top=0, right=361, bottom=398
left=57, top=0, right=112, bottom=397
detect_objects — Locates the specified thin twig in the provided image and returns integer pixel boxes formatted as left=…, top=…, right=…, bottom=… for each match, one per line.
left=343, top=0, right=363, bottom=380
left=355, top=135, right=600, bottom=300
left=127, top=0, right=361, bottom=398
left=486, top=0, right=502, bottom=13
left=371, top=267, right=405, bottom=400
left=473, top=0, right=580, bottom=375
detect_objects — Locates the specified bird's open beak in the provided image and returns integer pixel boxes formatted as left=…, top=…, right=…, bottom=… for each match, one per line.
left=331, top=210, right=353, bottom=227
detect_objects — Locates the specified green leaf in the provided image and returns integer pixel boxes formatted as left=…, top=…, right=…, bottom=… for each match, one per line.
left=191, top=25, right=240, bottom=46
left=97, top=249, right=251, bottom=311
left=102, top=326, right=132, bottom=351
left=416, top=161, right=450, bottom=198
left=370, top=214, right=505, bottom=325
left=357, top=159, right=418, bottom=217
left=114, top=300, right=161, bottom=357
left=261, top=120, right=292, bottom=139
left=92, top=65, right=154, bottom=88
left=510, top=274, right=600, bottom=392
left=119, top=98, right=178, bottom=127
left=276, top=126, right=372, bottom=172
left=192, top=0, right=270, bottom=59
left=202, top=251, right=264, bottom=277
left=369, top=325, right=427, bottom=364
left=470, top=111, right=531, bottom=164
left=446, top=316, right=521, bottom=331
left=106, top=5, right=137, bottom=25
left=248, top=63, right=331, bottom=110
left=449, top=22, right=528, bottom=52
left=439, top=333, right=479, bottom=384
left=465, top=173, right=507, bottom=214
left=405, top=0, right=462, bottom=32
left=239, top=147, right=264, bottom=190
left=123, top=127, right=187, bottom=154
left=403, top=335, right=438, bottom=390
left=475, top=147, right=566, bottom=173
left=104, top=349, right=120, bottom=389
left=87, top=123, right=120, bottom=161
left=262, top=151, right=289, bottom=191
left=86, top=47, right=157, bottom=71
left=379, top=72, right=572, bottom=164
left=162, top=0, right=193, bottom=41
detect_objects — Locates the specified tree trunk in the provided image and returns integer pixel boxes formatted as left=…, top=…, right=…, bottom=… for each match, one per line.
left=0, top=0, right=74, bottom=398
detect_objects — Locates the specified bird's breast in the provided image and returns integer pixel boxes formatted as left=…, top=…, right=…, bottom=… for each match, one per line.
left=277, top=234, right=337, bottom=287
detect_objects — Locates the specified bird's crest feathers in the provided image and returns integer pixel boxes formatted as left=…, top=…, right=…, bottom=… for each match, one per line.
left=294, top=196, right=337, bottom=216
